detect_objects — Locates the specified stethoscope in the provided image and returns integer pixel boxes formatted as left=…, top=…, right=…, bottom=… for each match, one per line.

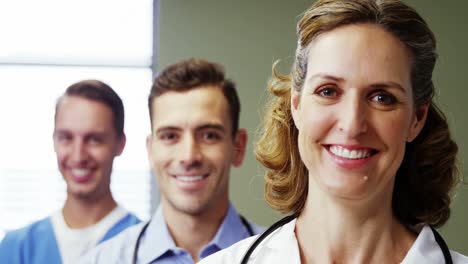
left=240, top=215, right=453, bottom=264
left=132, top=215, right=254, bottom=264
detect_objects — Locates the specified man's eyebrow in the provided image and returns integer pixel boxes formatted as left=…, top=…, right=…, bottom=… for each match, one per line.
left=54, top=129, right=67, bottom=134
left=53, top=129, right=71, bottom=136
left=154, top=124, right=226, bottom=134
left=85, top=131, right=108, bottom=137
left=197, top=124, right=226, bottom=132
left=155, top=126, right=181, bottom=134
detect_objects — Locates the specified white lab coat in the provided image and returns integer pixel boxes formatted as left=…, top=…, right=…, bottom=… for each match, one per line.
left=198, top=218, right=468, bottom=264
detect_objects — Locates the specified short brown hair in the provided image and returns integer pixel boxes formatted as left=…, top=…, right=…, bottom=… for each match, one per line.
left=148, top=58, right=241, bottom=137
left=256, top=0, right=460, bottom=227
left=55, top=79, right=125, bottom=137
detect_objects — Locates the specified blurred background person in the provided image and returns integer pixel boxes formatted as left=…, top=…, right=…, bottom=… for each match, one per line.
left=0, top=80, right=140, bottom=264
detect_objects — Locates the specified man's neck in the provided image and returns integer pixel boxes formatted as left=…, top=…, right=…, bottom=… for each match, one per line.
left=62, top=193, right=117, bottom=229
left=162, top=201, right=229, bottom=262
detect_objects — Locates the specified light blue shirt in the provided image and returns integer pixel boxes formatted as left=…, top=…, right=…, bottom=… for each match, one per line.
left=82, top=203, right=265, bottom=263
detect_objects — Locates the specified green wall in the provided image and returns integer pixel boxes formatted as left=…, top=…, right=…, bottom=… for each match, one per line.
left=157, top=0, right=468, bottom=254
left=405, top=0, right=468, bottom=254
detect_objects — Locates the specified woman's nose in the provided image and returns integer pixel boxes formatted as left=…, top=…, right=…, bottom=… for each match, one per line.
left=336, top=96, right=368, bottom=138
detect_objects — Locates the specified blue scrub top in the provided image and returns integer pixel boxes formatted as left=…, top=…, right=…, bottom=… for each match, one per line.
left=0, top=213, right=140, bottom=264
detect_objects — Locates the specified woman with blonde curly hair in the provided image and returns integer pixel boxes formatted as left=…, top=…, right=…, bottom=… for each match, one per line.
left=200, top=0, right=468, bottom=263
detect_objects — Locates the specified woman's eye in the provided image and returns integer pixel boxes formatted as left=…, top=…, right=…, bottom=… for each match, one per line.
left=316, top=87, right=338, bottom=98
left=370, top=93, right=397, bottom=106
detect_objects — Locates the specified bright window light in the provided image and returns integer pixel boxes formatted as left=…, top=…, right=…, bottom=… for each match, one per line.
left=0, top=0, right=153, bottom=66
left=0, top=0, right=155, bottom=238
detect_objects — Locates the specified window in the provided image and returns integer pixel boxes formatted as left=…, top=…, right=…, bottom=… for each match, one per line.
left=0, top=0, right=155, bottom=240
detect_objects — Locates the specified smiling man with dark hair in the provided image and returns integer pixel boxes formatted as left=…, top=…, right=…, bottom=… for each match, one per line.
left=83, top=59, right=264, bottom=264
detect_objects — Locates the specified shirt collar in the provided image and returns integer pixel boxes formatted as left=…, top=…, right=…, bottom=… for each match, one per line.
left=137, top=202, right=249, bottom=263
left=263, top=217, right=297, bottom=250
left=202, top=202, right=250, bottom=252
left=138, top=206, right=177, bottom=263
left=250, top=217, right=301, bottom=262
left=401, top=225, right=446, bottom=263
left=246, top=221, right=448, bottom=263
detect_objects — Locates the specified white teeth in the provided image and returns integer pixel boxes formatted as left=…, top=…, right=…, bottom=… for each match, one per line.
left=329, top=146, right=371, bottom=159
left=71, top=168, right=91, bottom=177
left=176, top=175, right=205, bottom=182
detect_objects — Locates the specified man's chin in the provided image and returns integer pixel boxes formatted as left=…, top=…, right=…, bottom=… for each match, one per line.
left=169, top=200, right=210, bottom=217
left=68, top=188, right=99, bottom=201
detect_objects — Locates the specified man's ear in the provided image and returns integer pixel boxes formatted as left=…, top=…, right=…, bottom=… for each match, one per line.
left=52, top=132, right=58, bottom=154
left=232, top=129, right=247, bottom=167
left=291, top=90, right=301, bottom=129
left=116, top=134, right=126, bottom=156
left=407, top=104, right=429, bottom=142
left=145, top=134, right=153, bottom=161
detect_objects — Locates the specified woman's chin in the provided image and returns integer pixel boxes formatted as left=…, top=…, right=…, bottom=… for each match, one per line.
left=318, top=176, right=372, bottom=201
